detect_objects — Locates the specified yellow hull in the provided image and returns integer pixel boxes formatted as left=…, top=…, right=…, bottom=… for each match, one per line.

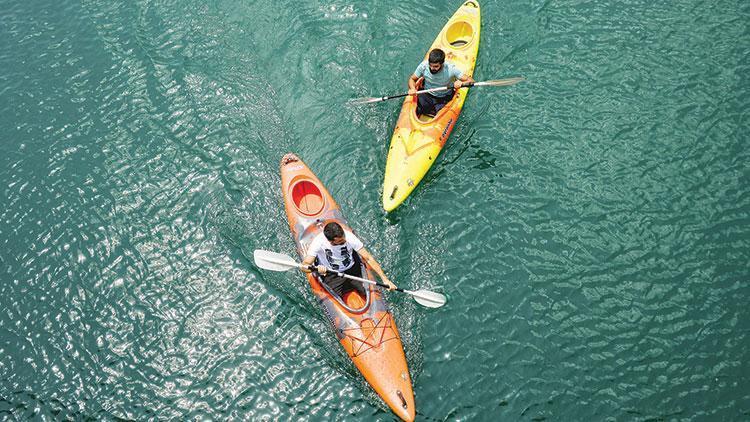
left=382, top=1, right=481, bottom=211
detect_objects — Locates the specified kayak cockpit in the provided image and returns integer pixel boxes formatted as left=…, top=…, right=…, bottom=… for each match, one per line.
left=445, top=19, right=475, bottom=47
left=313, top=264, right=372, bottom=313
left=291, top=179, right=325, bottom=216
left=412, top=79, right=460, bottom=123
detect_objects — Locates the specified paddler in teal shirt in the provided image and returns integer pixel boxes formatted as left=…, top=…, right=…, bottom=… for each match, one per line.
left=407, top=48, right=474, bottom=116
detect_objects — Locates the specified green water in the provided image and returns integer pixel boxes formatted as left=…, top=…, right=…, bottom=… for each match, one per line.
left=1, top=0, right=748, bottom=420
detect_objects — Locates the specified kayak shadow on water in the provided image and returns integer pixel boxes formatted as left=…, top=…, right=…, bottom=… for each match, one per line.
left=468, top=146, right=499, bottom=170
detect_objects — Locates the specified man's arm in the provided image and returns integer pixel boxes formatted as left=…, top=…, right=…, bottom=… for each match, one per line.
left=301, top=254, right=326, bottom=274
left=357, top=247, right=396, bottom=290
left=408, top=61, right=426, bottom=96
left=453, top=72, right=475, bottom=89
left=408, top=74, right=420, bottom=95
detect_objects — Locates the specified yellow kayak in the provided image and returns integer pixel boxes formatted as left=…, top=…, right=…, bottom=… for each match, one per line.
left=382, top=1, right=481, bottom=212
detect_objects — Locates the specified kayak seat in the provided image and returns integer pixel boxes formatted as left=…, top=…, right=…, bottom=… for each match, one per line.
left=344, top=290, right=366, bottom=309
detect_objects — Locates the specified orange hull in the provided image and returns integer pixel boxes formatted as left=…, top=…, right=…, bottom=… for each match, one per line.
left=280, top=153, right=415, bottom=421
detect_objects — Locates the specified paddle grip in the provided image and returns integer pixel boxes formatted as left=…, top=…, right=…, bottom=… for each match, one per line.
left=462, top=82, right=475, bottom=88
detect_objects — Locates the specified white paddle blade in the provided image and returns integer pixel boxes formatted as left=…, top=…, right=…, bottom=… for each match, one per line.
left=347, top=97, right=381, bottom=106
left=408, top=289, right=447, bottom=308
left=253, top=250, right=300, bottom=272
left=475, top=77, right=525, bottom=87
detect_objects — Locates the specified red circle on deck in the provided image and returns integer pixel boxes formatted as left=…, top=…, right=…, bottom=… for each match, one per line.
left=290, top=180, right=324, bottom=216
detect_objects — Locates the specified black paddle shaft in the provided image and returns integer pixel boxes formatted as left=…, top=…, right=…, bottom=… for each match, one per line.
left=383, top=83, right=470, bottom=101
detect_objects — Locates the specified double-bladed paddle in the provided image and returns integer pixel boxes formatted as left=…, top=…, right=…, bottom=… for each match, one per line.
left=347, top=77, right=524, bottom=106
left=253, top=249, right=447, bottom=308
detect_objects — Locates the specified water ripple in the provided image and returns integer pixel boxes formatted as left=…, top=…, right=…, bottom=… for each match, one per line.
left=2, top=0, right=749, bottom=421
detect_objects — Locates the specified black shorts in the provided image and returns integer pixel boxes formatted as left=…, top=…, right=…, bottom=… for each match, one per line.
left=417, top=91, right=454, bottom=116
left=320, top=252, right=367, bottom=298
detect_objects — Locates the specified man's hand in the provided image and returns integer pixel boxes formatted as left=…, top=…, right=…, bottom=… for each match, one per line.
left=408, top=76, right=423, bottom=97
left=453, top=80, right=464, bottom=90
left=302, top=264, right=327, bottom=275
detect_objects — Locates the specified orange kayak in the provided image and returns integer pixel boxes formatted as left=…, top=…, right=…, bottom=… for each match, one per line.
left=279, top=153, right=415, bottom=421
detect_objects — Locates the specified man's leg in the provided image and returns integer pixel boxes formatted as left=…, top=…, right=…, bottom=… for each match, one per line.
left=432, top=91, right=454, bottom=114
left=322, top=266, right=366, bottom=299
left=322, top=273, right=348, bottom=298
left=433, top=99, right=448, bottom=114
left=417, top=93, right=433, bottom=116
left=342, top=252, right=367, bottom=297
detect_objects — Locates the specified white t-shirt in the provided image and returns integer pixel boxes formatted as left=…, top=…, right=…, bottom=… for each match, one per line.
left=305, top=230, right=364, bottom=272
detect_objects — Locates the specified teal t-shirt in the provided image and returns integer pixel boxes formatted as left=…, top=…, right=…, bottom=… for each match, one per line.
left=414, top=60, right=464, bottom=97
